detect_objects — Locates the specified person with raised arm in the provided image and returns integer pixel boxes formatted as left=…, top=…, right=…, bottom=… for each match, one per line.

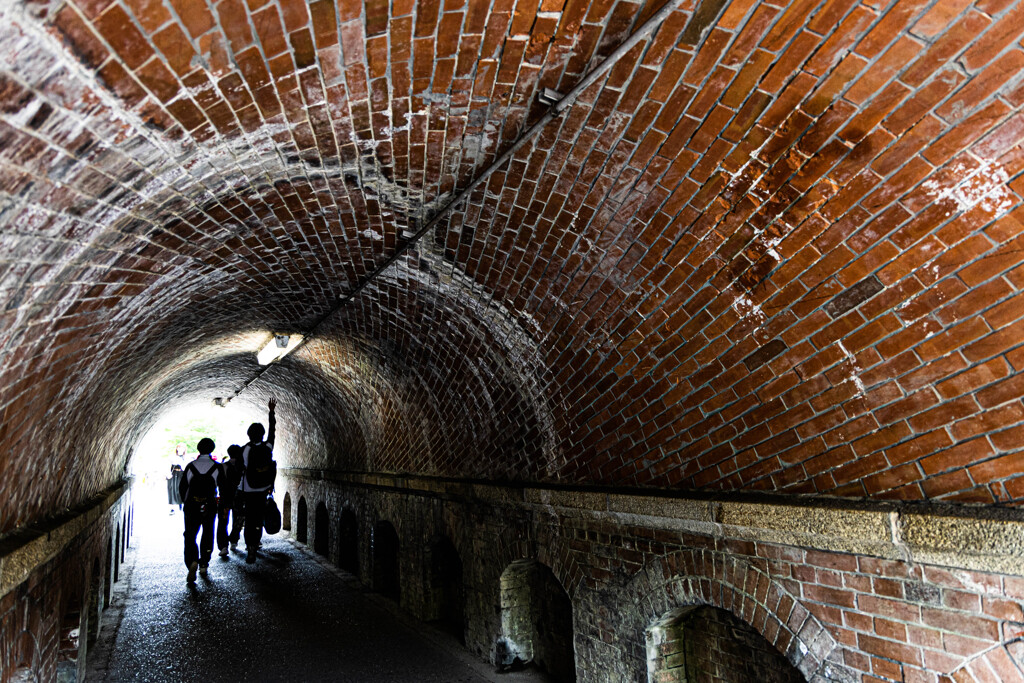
left=239, top=398, right=277, bottom=563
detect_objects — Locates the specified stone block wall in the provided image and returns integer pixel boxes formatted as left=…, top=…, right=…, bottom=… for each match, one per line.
left=280, top=470, right=1024, bottom=683
left=0, top=484, right=131, bottom=683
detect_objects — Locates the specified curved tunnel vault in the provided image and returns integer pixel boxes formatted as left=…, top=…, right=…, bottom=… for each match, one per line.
left=3, top=0, right=1024, bottom=584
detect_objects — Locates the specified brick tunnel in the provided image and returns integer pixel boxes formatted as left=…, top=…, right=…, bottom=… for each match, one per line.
left=3, top=0, right=1024, bottom=680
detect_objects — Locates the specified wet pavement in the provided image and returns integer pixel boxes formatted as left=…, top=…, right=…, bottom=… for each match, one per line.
left=87, top=486, right=548, bottom=682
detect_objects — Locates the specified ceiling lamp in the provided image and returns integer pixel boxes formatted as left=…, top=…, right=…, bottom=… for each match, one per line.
left=257, top=334, right=303, bottom=365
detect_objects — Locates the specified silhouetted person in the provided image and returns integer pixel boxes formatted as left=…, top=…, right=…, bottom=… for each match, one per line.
left=217, top=444, right=243, bottom=558
left=179, top=438, right=224, bottom=582
left=167, top=443, right=185, bottom=514
left=241, top=398, right=277, bottom=563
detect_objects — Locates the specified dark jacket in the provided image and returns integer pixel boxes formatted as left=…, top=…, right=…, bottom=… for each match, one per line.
left=178, top=455, right=224, bottom=509
left=220, top=457, right=244, bottom=508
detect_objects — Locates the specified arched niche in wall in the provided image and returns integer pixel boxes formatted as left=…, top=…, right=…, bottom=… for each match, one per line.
left=314, top=502, right=330, bottom=557
left=113, top=525, right=121, bottom=582
left=338, top=508, right=359, bottom=576
left=622, top=551, right=843, bottom=683
left=646, top=605, right=805, bottom=683
left=121, top=511, right=128, bottom=560
left=498, top=559, right=576, bottom=682
left=56, top=584, right=83, bottom=683
left=425, top=535, right=465, bottom=643
left=296, top=497, right=308, bottom=544
left=103, top=537, right=113, bottom=608
left=371, top=520, right=400, bottom=602
left=282, top=493, right=292, bottom=532
left=10, top=630, right=40, bottom=683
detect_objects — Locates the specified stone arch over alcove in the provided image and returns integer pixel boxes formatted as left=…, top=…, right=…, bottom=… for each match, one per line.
left=498, top=559, right=576, bottom=682
left=490, top=520, right=583, bottom=603
left=943, top=638, right=1024, bottom=682
left=622, top=550, right=844, bottom=683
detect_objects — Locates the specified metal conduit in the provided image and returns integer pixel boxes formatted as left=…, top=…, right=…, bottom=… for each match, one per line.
left=234, top=0, right=690, bottom=399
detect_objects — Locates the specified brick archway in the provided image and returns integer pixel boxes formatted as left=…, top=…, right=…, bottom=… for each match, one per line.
left=624, top=550, right=846, bottom=683
left=491, top=525, right=582, bottom=601
left=943, top=638, right=1024, bottom=682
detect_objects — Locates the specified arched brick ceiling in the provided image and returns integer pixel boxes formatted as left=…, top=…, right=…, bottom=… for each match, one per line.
left=3, top=0, right=1024, bottom=535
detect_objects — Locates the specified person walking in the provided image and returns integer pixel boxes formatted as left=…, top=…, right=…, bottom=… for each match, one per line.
left=166, top=444, right=185, bottom=515
left=179, top=438, right=225, bottom=582
left=240, top=398, right=277, bottom=563
left=217, top=444, right=243, bottom=558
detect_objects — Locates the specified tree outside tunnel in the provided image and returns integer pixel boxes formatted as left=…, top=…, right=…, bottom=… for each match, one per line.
left=127, top=403, right=257, bottom=544
left=129, top=406, right=254, bottom=480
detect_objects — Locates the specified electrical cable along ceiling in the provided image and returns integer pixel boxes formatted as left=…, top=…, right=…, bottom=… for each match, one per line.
left=2, top=0, right=1024, bottom=537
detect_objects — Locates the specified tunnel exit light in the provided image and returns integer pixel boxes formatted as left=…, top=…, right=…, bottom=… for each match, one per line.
left=256, top=334, right=303, bottom=365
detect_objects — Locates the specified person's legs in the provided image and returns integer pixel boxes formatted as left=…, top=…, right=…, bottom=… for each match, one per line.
left=198, top=508, right=216, bottom=569
left=243, top=491, right=267, bottom=561
left=183, top=504, right=201, bottom=580
left=228, top=496, right=245, bottom=547
left=216, top=503, right=230, bottom=555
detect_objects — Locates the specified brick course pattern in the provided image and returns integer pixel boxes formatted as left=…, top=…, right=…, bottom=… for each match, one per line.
left=3, top=0, right=1024, bottom=672
left=3, top=0, right=1024, bottom=538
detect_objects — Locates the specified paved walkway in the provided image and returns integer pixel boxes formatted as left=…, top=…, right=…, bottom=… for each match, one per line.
left=87, top=486, right=547, bottom=682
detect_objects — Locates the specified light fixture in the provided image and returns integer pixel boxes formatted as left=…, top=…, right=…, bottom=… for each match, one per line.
left=256, top=334, right=303, bottom=365
left=212, top=397, right=231, bottom=407
left=537, top=87, right=562, bottom=106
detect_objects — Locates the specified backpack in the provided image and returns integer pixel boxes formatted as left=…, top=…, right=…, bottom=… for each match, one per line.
left=246, top=443, right=276, bottom=489
left=263, top=495, right=281, bottom=534
left=184, top=463, right=218, bottom=507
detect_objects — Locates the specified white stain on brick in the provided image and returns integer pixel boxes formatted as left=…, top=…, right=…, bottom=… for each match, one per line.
left=733, top=293, right=767, bottom=330
left=838, top=341, right=866, bottom=395
left=924, top=159, right=1014, bottom=216
left=379, top=109, right=427, bottom=137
